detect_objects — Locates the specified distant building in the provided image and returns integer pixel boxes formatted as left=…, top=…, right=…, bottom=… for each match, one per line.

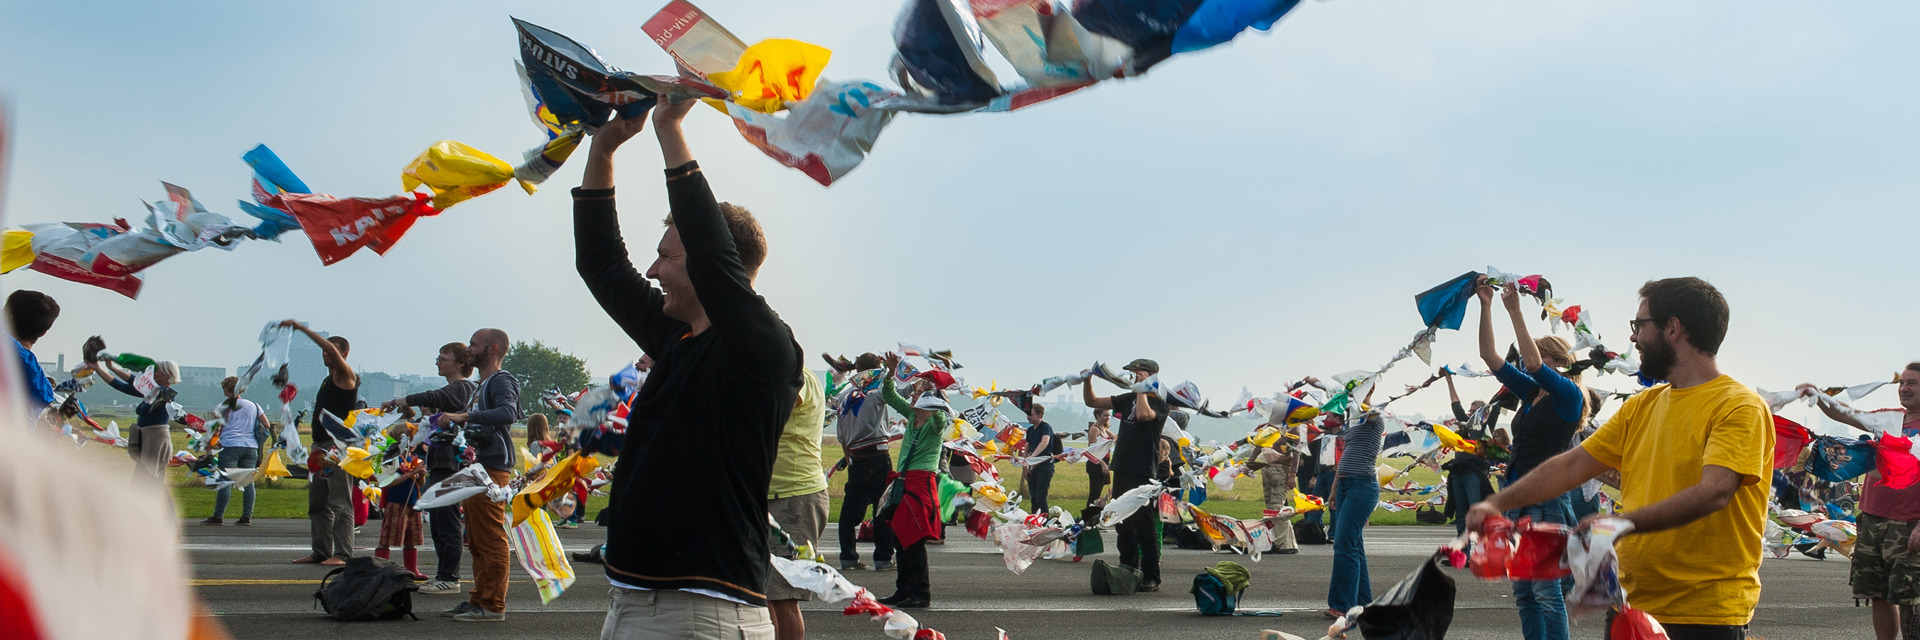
left=179, top=366, right=225, bottom=388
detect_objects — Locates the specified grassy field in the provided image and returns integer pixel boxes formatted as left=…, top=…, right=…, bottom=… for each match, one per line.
left=74, top=414, right=1452, bottom=526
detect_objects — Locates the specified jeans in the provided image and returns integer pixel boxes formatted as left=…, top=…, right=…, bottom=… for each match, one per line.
left=1328, top=475, right=1379, bottom=611
left=425, top=467, right=464, bottom=581
left=838, top=455, right=892, bottom=564
left=1027, top=464, right=1054, bottom=515
left=1447, top=469, right=1488, bottom=535
left=1508, top=492, right=1575, bottom=640
left=212, top=447, right=259, bottom=519
left=1113, top=473, right=1161, bottom=585
left=1306, top=467, right=1336, bottom=528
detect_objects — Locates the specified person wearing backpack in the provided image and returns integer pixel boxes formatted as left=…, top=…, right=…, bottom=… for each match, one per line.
left=436, top=329, right=522, bottom=622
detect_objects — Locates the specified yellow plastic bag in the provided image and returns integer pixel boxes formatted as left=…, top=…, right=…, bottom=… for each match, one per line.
left=1291, top=489, right=1325, bottom=514
left=708, top=38, right=831, bottom=114
left=340, top=447, right=375, bottom=479
left=1433, top=424, right=1480, bottom=455
left=257, top=449, right=291, bottom=481
left=1, top=229, right=34, bottom=273
left=512, top=453, right=600, bottom=527
left=401, top=140, right=515, bottom=209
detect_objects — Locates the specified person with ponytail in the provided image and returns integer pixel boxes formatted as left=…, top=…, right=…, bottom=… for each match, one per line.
left=1475, top=277, right=1587, bottom=640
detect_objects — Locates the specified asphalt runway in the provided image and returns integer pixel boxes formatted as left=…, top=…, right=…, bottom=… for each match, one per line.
left=192, top=519, right=1866, bottom=639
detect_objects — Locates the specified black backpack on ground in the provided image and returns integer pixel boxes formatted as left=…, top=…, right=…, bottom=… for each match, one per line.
left=314, top=556, right=419, bottom=621
left=1294, top=519, right=1329, bottom=545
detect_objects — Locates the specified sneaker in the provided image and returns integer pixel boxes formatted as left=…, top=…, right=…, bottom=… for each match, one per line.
left=235, top=518, right=252, bottom=526
left=874, top=561, right=896, bottom=572
left=452, top=608, right=505, bottom=622
left=559, top=521, right=578, bottom=529
left=841, top=561, right=870, bottom=571
left=1274, top=548, right=1299, bottom=555
left=199, top=517, right=223, bottom=526
left=420, top=581, right=462, bottom=595
left=1137, top=580, right=1160, bottom=593
left=441, top=601, right=478, bottom=617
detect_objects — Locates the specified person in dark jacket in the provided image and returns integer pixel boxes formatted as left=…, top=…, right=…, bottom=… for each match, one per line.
left=438, top=328, right=521, bottom=622
left=383, top=342, right=475, bottom=595
left=572, top=98, right=803, bottom=639
left=95, top=358, right=178, bottom=481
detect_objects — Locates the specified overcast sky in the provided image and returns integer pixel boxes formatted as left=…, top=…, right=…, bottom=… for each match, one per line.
left=2, top=0, right=1914, bottom=432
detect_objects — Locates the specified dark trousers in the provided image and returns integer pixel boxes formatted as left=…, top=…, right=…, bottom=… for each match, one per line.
left=425, top=468, right=464, bottom=581
left=1027, top=464, right=1055, bottom=515
left=1605, top=609, right=1746, bottom=640
left=839, top=454, right=892, bottom=564
left=1086, top=462, right=1109, bottom=506
left=891, top=539, right=930, bottom=599
left=1112, top=473, right=1160, bottom=585
left=1446, top=469, right=1489, bottom=535
left=1306, top=467, right=1336, bottom=529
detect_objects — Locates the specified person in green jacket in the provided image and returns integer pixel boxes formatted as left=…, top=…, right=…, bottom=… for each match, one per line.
left=875, top=351, right=951, bottom=609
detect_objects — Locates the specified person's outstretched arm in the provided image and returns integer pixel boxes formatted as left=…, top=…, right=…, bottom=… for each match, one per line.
left=575, top=114, right=678, bottom=354
left=652, top=102, right=794, bottom=377
left=1475, top=281, right=1505, bottom=373
left=280, top=320, right=354, bottom=389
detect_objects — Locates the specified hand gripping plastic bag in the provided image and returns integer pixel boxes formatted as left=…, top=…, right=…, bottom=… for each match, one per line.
left=401, top=141, right=517, bottom=209
left=708, top=39, right=832, bottom=114
left=513, top=18, right=659, bottom=129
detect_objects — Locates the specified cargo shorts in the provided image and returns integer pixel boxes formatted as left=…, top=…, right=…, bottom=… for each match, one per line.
left=1852, top=513, right=1920, bottom=605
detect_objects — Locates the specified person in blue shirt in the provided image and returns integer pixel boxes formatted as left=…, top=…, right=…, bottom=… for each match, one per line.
left=1476, top=277, right=1587, bottom=640
left=4, top=290, right=59, bottom=417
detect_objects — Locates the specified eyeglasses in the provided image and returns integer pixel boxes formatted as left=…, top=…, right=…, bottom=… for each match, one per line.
left=1628, top=317, right=1658, bottom=333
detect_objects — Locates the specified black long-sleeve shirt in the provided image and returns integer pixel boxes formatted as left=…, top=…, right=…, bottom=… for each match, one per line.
left=573, top=161, right=803, bottom=607
left=406, top=380, right=476, bottom=472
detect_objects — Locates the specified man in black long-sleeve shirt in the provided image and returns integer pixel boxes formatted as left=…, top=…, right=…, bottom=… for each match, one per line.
left=573, top=98, right=803, bottom=639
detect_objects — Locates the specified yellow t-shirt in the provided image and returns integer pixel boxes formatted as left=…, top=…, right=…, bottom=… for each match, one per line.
left=1580, top=375, right=1773, bottom=626
left=769, top=369, right=828, bottom=499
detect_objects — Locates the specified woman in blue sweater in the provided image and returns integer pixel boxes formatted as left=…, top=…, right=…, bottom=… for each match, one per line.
left=1476, top=278, right=1587, bottom=640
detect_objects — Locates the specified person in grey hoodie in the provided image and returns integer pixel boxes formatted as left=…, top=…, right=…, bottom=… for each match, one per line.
left=437, top=328, right=521, bottom=622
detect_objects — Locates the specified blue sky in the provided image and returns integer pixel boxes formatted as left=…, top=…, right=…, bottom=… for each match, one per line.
left=2, top=0, right=1915, bottom=431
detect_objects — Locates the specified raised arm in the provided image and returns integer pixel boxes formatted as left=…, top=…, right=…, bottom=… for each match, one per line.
left=880, top=353, right=913, bottom=415
left=1475, top=280, right=1505, bottom=372
left=1083, top=380, right=1113, bottom=410
left=1799, top=383, right=1870, bottom=432
left=280, top=320, right=354, bottom=388
left=1132, top=393, right=1157, bottom=422
left=575, top=114, right=676, bottom=353
left=651, top=100, right=783, bottom=353
left=1501, top=282, right=1544, bottom=371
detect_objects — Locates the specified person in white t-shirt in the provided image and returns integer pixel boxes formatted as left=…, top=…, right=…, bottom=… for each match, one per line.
left=204, top=376, right=269, bottom=525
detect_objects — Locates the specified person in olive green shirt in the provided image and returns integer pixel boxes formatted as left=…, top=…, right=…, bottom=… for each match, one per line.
left=874, top=352, right=950, bottom=608
left=766, top=369, right=827, bottom=640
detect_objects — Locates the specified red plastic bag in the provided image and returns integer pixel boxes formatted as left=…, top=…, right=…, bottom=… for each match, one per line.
left=1508, top=518, right=1572, bottom=581
left=1610, top=607, right=1670, bottom=639
left=856, top=519, right=874, bottom=543
left=1470, top=516, right=1513, bottom=581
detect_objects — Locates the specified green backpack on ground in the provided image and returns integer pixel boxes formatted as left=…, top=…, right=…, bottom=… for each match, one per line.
left=1090, top=559, right=1142, bottom=595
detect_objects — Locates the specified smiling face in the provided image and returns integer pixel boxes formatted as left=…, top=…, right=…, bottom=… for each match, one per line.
left=646, top=226, right=703, bottom=325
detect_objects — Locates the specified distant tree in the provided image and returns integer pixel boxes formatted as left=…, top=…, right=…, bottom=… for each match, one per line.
left=501, top=340, right=591, bottom=416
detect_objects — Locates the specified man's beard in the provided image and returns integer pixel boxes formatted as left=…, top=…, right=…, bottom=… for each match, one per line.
left=1639, top=332, right=1677, bottom=381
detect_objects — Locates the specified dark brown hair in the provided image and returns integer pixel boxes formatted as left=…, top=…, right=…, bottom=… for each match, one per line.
left=665, top=202, right=767, bottom=277
left=3, top=290, right=58, bottom=341
left=1638, top=277, right=1729, bottom=356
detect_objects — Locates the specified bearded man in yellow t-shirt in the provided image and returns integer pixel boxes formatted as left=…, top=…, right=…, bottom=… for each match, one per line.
left=1468, top=277, right=1773, bottom=640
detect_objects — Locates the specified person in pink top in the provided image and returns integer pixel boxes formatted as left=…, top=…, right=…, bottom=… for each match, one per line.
left=1801, top=363, right=1920, bottom=640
